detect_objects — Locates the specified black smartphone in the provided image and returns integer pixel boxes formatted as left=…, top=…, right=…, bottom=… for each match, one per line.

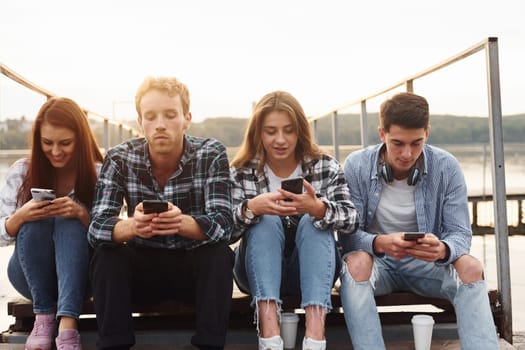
left=281, top=177, right=304, bottom=201
left=143, top=199, right=169, bottom=214
left=31, top=188, right=56, bottom=201
left=403, top=232, right=426, bottom=241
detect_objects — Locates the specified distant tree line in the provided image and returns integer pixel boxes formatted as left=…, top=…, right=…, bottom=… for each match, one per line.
left=1, top=113, right=524, bottom=150
left=189, top=113, right=525, bottom=147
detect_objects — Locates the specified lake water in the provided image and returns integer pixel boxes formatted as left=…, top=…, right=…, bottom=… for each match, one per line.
left=1, top=144, right=524, bottom=333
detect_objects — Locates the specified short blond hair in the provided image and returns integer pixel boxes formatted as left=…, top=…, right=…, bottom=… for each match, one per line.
left=135, top=76, right=190, bottom=116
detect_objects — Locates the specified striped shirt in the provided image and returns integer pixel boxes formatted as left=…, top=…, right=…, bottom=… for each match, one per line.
left=230, top=154, right=358, bottom=243
left=341, top=143, right=471, bottom=265
left=88, top=136, right=233, bottom=249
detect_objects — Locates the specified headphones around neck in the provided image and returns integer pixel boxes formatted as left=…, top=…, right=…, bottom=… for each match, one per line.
left=380, top=162, right=421, bottom=186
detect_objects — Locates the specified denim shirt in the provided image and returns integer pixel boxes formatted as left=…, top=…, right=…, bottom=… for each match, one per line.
left=341, top=143, right=471, bottom=265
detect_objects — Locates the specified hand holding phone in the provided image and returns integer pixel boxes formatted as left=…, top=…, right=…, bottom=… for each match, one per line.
left=403, top=232, right=426, bottom=241
left=281, top=177, right=304, bottom=201
left=31, top=188, right=56, bottom=202
left=143, top=199, right=169, bottom=214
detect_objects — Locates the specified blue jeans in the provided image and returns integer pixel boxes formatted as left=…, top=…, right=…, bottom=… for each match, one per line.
left=339, top=253, right=499, bottom=350
left=233, top=215, right=340, bottom=311
left=7, top=218, right=89, bottom=319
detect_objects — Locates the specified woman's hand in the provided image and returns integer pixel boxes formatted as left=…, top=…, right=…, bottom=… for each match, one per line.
left=5, top=197, right=91, bottom=236
left=247, top=192, right=297, bottom=217
left=41, top=196, right=91, bottom=227
left=43, top=196, right=86, bottom=219
left=277, top=180, right=326, bottom=218
left=12, top=199, right=55, bottom=223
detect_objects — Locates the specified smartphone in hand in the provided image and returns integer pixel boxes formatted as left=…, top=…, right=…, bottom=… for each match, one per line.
left=403, top=232, right=426, bottom=241
left=143, top=199, right=169, bottom=214
left=281, top=176, right=304, bottom=201
left=31, top=188, right=56, bottom=201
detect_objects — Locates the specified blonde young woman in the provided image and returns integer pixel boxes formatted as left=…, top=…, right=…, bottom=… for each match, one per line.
left=0, top=97, right=103, bottom=350
left=230, top=91, right=358, bottom=350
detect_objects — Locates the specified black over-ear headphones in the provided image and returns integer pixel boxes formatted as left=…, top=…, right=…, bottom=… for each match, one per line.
left=381, top=162, right=421, bottom=186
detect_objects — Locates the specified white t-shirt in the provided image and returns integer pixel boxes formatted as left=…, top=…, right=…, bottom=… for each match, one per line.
left=368, top=178, right=418, bottom=234
left=264, top=163, right=302, bottom=192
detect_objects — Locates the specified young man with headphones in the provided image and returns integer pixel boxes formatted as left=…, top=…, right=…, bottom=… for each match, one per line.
left=338, top=92, right=498, bottom=350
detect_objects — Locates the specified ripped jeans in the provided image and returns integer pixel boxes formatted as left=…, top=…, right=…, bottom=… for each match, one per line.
left=339, top=252, right=499, bottom=350
left=233, top=215, right=340, bottom=328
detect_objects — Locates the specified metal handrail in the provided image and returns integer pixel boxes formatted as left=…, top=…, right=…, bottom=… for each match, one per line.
left=0, top=62, right=142, bottom=151
left=308, top=37, right=512, bottom=342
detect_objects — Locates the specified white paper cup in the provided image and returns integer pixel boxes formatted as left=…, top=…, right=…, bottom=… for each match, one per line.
left=280, top=312, right=300, bottom=349
left=411, top=314, right=435, bottom=350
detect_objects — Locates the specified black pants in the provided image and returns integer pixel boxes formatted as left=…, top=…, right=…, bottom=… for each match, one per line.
left=89, top=242, right=234, bottom=349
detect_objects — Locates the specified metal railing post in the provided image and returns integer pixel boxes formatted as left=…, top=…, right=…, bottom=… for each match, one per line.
left=485, top=37, right=512, bottom=342
left=406, top=80, right=414, bottom=93
left=331, top=111, right=340, bottom=162
left=360, top=100, right=369, bottom=147
left=103, top=119, right=110, bottom=152
left=118, top=124, right=124, bottom=144
left=313, top=119, right=318, bottom=142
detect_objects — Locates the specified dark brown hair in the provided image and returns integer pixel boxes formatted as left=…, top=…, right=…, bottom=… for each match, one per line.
left=380, top=92, right=429, bottom=132
left=17, top=97, right=104, bottom=209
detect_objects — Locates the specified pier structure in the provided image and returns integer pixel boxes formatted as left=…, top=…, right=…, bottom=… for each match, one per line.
left=0, top=37, right=520, bottom=348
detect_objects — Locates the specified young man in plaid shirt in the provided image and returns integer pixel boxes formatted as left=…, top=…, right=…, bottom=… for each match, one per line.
left=88, top=76, right=234, bottom=350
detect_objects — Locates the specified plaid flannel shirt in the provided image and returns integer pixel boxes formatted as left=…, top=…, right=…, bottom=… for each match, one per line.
left=230, top=154, right=358, bottom=243
left=88, top=136, right=233, bottom=249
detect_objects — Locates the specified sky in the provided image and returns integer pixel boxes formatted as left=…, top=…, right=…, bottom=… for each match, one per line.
left=0, top=0, right=524, bottom=123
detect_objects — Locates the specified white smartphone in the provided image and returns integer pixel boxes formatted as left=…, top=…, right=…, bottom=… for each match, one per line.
left=31, top=188, right=56, bottom=201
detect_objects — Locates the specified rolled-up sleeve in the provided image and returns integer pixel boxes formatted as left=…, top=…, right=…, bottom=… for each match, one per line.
left=88, top=155, right=125, bottom=247
left=0, top=159, right=28, bottom=246
left=192, top=145, right=233, bottom=242
left=312, top=160, right=358, bottom=235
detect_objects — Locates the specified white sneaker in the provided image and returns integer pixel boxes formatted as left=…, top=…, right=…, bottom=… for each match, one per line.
left=259, top=335, right=284, bottom=350
left=302, top=337, right=326, bottom=350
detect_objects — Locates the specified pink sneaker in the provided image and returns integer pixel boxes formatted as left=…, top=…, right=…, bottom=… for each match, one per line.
left=55, top=329, right=82, bottom=350
left=25, top=313, right=56, bottom=350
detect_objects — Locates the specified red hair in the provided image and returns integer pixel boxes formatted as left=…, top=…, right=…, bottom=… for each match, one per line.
left=17, top=97, right=103, bottom=209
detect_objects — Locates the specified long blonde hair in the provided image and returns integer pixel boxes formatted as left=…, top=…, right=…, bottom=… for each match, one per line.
left=230, top=91, right=322, bottom=172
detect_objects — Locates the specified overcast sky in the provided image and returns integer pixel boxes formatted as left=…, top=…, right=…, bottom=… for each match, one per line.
left=1, top=0, right=524, bottom=122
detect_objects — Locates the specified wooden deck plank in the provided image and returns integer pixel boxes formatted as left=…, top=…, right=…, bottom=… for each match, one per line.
left=0, top=336, right=520, bottom=349
left=6, top=290, right=467, bottom=330
left=3, top=290, right=506, bottom=348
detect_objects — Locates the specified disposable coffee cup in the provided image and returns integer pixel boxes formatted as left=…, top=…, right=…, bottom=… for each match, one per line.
left=411, top=314, right=435, bottom=350
left=280, top=312, right=300, bottom=349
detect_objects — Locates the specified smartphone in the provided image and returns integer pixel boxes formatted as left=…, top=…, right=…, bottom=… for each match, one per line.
left=281, top=176, right=304, bottom=201
left=403, top=232, right=426, bottom=241
left=31, top=188, right=56, bottom=201
left=143, top=199, right=169, bottom=214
